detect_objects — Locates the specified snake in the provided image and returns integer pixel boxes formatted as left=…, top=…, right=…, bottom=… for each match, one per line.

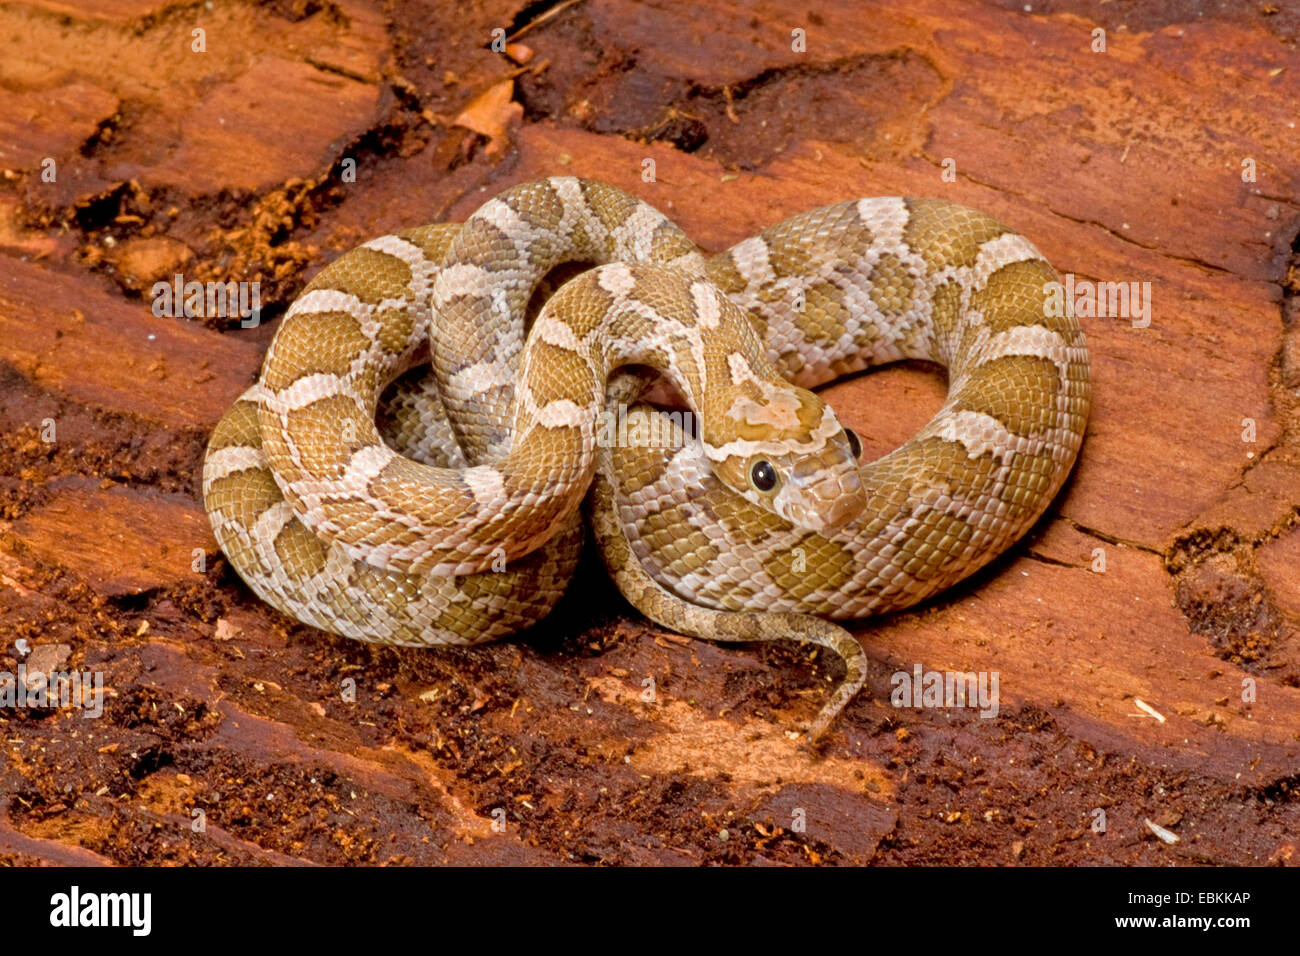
left=202, top=177, right=1090, bottom=743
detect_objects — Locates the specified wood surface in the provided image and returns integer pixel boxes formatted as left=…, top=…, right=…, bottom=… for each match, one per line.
left=0, top=0, right=1297, bottom=865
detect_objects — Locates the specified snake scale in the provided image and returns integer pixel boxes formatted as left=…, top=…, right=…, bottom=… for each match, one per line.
left=202, top=177, right=1090, bottom=742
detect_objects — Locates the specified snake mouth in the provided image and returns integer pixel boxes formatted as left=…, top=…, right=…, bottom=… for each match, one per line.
left=779, top=454, right=867, bottom=535
left=817, top=488, right=868, bottom=534
left=787, top=486, right=867, bottom=536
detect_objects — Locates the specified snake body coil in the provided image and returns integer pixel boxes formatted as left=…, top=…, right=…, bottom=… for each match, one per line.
left=203, top=178, right=1090, bottom=741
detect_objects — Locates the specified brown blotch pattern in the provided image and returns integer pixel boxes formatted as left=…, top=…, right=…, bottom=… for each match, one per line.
left=374, top=305, right=416, bottom=358
left=523, top=340, right=597, bottom=407
left=953, top=353, right=1062, bottom=438
left=608, top=441, right=675, bottom=495
left=651, top=222, right=699, bottom=263
left=802, top=279, right=853, bottom=341
left=971, top=258, right=1070, bottom=337
left=205, top=466, right=280, bottom=527
left=502, top=179, right=565, bottom=233
left=626, top=271, right=701, bottom=328
left=207, top=398, right=262, bottom=452
left=761, top=536, right=856, bottom=600
left=636, top=501, right=720, bottom=578
left=869, top=252, right=915, bottom=317
left=766, top=230, right=821, bottom=279
left=262, top=311, right=371, bottom=391
left=506, top=425, right=586, bottom=493
left=927, top=278, right=966, bottom=356
left=903, top=198, right=1009, bottom=273
left=581, top=181, right=645, bottom=239
left=282, top=393, right=375, bottom=479
left=452, top=217, right=518, bottom=272
left=396, top=224, right=459, bottom=263
left=303, top=246, right=412, bottom=304
left=274, top=518, right=331, bottom=581
left=704, top=253, right=750, bottom=295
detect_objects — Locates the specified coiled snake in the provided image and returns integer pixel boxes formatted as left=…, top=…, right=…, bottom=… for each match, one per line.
left=202, top=178, right=1090, bottom=742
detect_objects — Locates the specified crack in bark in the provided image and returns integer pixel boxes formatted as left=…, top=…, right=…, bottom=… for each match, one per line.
left=1023, top=549, right=1084, bottom=570
left=1159, top=221, right=1300, bottom=678
left=1059, top=516, right=1161, bottom=556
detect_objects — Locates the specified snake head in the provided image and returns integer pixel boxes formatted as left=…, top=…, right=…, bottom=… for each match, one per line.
left=756, top=426, right=867, bottom=535
left=710, top=387, right=868, bottom=535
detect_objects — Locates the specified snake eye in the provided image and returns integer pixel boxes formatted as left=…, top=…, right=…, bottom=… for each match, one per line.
left=749, top=459, right=778, bottom=492
left=844, top=428, right=862, bottom=460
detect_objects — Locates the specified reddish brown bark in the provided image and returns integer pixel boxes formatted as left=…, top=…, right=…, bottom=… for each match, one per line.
left=0, top=0, right=1297, bottom=865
